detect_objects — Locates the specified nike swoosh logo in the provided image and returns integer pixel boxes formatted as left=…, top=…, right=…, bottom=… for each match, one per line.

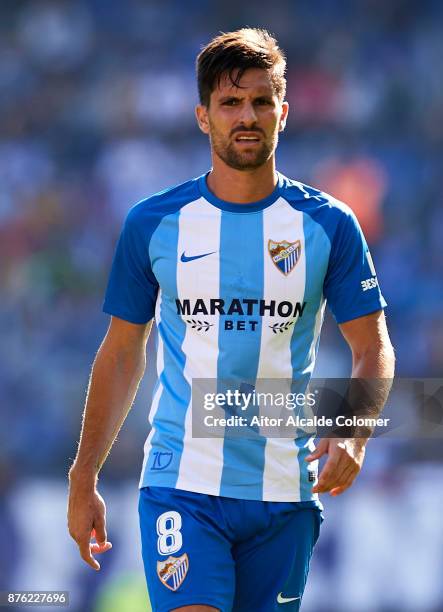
left=180, top=250, right=216, bottom=262
left=277, top=593, right=301, bottom=604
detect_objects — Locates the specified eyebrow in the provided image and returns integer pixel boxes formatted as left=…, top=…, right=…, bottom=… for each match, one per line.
left=218, top=93, right=274, bottom=103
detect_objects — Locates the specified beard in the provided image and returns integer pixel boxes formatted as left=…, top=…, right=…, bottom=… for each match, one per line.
left=209, top=122, right=277, bottom=170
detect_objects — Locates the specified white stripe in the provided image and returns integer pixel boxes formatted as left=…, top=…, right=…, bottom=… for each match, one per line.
left=139, top=291, right=165, bottom=487
left=180, top=561, right=187, bottom=581
left=366, top=250, right=377, bottom=277
left=175, top=198, right=224, bottom=494
left=259, top=199, right=306, bottom=501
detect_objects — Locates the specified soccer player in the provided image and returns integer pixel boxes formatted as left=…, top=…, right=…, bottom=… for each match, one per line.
left=68, top=28, right=395, bottom=611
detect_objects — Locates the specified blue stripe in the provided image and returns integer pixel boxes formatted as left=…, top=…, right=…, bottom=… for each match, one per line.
left=142, top=211, right=190, bottom=488
left=290, top=212, right=331, bottom=500
left=218, top=211, right=265, bottom=499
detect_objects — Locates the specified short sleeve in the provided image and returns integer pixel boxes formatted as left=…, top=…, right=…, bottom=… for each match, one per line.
left=103, top=208, right=158, bottom=324
left=324, top=210, right=387, bottom=324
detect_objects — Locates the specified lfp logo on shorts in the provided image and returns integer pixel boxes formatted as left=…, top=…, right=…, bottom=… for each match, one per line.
left=157, top=554, right=189, bottom=591
left=268, top=239, right=301, bottom=276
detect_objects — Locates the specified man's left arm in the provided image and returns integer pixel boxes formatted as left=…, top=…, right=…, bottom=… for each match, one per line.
left=306, top=309, right=395, bottom=496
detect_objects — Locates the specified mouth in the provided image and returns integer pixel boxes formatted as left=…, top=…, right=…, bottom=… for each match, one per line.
left=233, top=133, right=262, bottom=145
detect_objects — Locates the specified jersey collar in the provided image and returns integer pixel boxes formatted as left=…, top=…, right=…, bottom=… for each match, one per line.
left=198, top=171, right=285, bottom=213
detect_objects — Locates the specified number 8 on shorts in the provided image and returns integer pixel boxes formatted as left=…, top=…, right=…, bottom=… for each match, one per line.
left=156, top=511, right=183, bottom=555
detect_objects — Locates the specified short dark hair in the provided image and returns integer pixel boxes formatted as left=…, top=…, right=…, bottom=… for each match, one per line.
left=196, top=28, right=286, bottom=106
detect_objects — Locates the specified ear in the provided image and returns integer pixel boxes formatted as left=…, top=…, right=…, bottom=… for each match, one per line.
left=278, top=101, right=289, bottom=132
left=195, top=104, right=210, bottom=135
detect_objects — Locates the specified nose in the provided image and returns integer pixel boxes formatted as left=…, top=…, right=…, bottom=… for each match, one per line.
left=238, top=101, right=258, bottom=128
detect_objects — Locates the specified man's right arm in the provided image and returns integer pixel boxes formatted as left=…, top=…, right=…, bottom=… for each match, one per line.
left=67, top=315, right=152, bottom=570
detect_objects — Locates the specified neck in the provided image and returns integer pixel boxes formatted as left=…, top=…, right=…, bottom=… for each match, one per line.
left=206, top=155, right=278, bottom=204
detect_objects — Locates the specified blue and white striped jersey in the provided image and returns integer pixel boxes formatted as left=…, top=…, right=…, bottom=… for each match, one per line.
left=103, top=172, right=386, bottom=502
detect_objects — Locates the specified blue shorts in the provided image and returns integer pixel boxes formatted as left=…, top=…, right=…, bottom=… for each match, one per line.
left=138, top=486, right=322, bottom=612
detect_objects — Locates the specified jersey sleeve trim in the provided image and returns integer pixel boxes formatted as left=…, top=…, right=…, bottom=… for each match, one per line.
left=334, top=302, right=387, bottom=325
left=102, top=306, right=154, bottom=325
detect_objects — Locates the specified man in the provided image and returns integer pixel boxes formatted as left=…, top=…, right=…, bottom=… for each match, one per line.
left=68, top=28, right=395, bottom=612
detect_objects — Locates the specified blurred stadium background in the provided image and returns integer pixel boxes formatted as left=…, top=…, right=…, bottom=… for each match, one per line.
left=1, top=1, right=443, bottom=611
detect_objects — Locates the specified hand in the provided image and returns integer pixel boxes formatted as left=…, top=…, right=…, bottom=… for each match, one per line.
left=67, top=477, right=112, bottom=570
left=305, top=438, right=366, bottom=496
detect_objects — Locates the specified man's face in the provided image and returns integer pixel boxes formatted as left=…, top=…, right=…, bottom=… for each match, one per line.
left=196, top=68, right=288, bottom=170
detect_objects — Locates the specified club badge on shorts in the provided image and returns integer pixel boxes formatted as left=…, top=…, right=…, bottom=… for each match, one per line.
left=268, top=239, right=301, bottom=276
left=157, top=554, right=189, bottom=591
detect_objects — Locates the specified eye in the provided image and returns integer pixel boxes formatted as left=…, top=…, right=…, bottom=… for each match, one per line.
left=254, top=97, right=273, bottom=106
left=221, top=98, right=240, bottom=106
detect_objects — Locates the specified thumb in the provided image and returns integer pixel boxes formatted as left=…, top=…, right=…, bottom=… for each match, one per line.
left=305, top=438, right=329, bottom=462
left=93, top=519, right=107, bottom=545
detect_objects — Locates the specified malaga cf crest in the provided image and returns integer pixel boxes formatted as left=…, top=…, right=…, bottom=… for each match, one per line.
left=268, top=239, right=301, bottom=275
left=157, top=554, right=189, bottom=591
